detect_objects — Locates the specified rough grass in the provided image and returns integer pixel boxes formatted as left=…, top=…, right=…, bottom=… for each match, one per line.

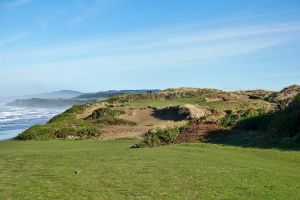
left=219, top=108, right=267, bottom=128
left=138, top=126, right=182, bottom=147
left=228, top=94, right=300, bottom=147
left=16, top=104, right=101, bottom=140
left=0, top=140, right=299, bottom=200
left=126, top=97, right=273, bottom=111
left=87, top=107, right=137, bottom=126
left=17, top=94, right=274, bottom=140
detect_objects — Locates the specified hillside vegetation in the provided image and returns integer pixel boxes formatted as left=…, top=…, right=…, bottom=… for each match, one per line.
left=16, top=103, right=124, bottom=140
left=138, top=94, right=300, bottom=148
left=16, top=85, right=300, bottom=148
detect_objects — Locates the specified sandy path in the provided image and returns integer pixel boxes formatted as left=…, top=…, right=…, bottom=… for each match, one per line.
left=99, top=108, right=187, bottom=140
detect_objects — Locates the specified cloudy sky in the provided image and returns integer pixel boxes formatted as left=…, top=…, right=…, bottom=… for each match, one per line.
left=0, top=0, right=300, bottom=97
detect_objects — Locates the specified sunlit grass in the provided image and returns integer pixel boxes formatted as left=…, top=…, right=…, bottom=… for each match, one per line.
left=0, top=140, right=299, bottom=199
left=127, top=97, right=273, bottom=111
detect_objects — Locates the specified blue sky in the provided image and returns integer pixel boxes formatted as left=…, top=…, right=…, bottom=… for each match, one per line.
left=0, top=0, right=300, bottom=97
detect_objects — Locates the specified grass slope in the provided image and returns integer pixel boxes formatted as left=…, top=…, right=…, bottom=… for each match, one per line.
left=0, top=140, right=299, bottom=200
left=126, top=97, right=273, bottom=110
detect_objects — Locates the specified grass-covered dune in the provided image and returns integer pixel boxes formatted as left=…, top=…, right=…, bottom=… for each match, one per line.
left=16, top=96, right=273, bottom=140
left=15, top=104, right=101, bottom=140
left=0, top=140, right=299, bottom=200
left=16, top=104, right=134, bottom=140
left=138, top=94, right=300, bottom=148
left=15, top=85, right=299, bottom=148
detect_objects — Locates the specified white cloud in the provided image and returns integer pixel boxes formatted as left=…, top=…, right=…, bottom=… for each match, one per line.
left=1, top=23, right=299, bottom=68
left=0, top=0, right=32, bottom=8
left=0, top=21, right=299, bottom=91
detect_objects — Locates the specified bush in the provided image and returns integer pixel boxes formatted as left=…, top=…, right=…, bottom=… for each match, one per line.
left=219, top=109, right=267, bottom=129
left=55, top=127, right=100, bottom=138
left=267, top=94, right=300, bottom=139
left=235, top=109, right=268, bottom=130
left=16, top=125, right=57, bottom=140
left=138, top=126, right=181, bottom=147
left=17, top=125, right=101, bottom=140
left=219, top=114, right=237, bottom=128
left=228, top=94, right=300, bottom=147
left=88, top=107, right=125, bottom=119
left=88, top=107, right=136, bottom=126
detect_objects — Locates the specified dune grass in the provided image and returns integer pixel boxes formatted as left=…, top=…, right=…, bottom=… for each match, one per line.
left=0, top=140, right=299, bottom=200
left=126, top=97, right=273, bottom=111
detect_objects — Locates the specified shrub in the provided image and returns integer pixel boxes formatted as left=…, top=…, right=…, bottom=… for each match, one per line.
left=235, top=109, right=268, bottom=130
left=16, top=125, right=57, bottom=140
left=88, top=107, right=136, bottom=126
left=88, top=107, right=125, bottom=119
left=138, top=126, right=181, bottom=147
left=72, top=127, right=100, bottom=138
left=219, top=109, right=268, bottom=129
left=17, top=124, right=101, bottom=140
left=228, top=94, right=300, bottom=147
left=267, top=94, right=300, bottom=139
left=219, top=114, right=235, bottom=128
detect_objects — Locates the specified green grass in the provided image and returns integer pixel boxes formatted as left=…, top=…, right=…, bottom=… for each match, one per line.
left=17, top=106, right=132, bottom=140
left=18, top=96, right=274, bottom=140
left=127, top=97, right=273, bottom=111
left=16, top=104, right=102, bottom=140
left=0, top=140, right=299, bottom=199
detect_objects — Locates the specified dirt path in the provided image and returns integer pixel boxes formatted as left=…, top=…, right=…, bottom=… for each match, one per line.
left=100, top=108, right=188, bottom=140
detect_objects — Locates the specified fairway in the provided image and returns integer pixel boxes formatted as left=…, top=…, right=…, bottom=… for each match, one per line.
left=0, top=140, right=299, bottom=199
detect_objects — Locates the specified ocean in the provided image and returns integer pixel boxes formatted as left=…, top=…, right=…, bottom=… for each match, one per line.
left=0, top=105, right=66, bottom=140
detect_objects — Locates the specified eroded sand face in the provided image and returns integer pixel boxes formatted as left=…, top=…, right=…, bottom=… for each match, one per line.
left=99, top=108, right=187, bottom=140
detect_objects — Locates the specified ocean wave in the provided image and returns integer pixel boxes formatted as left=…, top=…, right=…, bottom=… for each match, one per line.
left=0, top=106, right=65, bottom=132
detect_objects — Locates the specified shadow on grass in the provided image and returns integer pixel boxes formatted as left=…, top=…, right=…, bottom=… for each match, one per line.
left=205, top=95, right=300, bottom=150
left=205, top=122, right=300, bottom=151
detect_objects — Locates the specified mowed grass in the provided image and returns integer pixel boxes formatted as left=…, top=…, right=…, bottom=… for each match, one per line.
left=0, top=140, right=299, bottom=200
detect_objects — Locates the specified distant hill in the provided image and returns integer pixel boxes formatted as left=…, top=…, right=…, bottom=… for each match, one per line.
left=5, top=98, right=90, bottom=108
left=0, top=90, right=83, bottom=104
left=23, top=90, right=83, bottom=99
left=77, top=90, right=160, bottom=99
left=5, top=89, right=159, bottom=108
